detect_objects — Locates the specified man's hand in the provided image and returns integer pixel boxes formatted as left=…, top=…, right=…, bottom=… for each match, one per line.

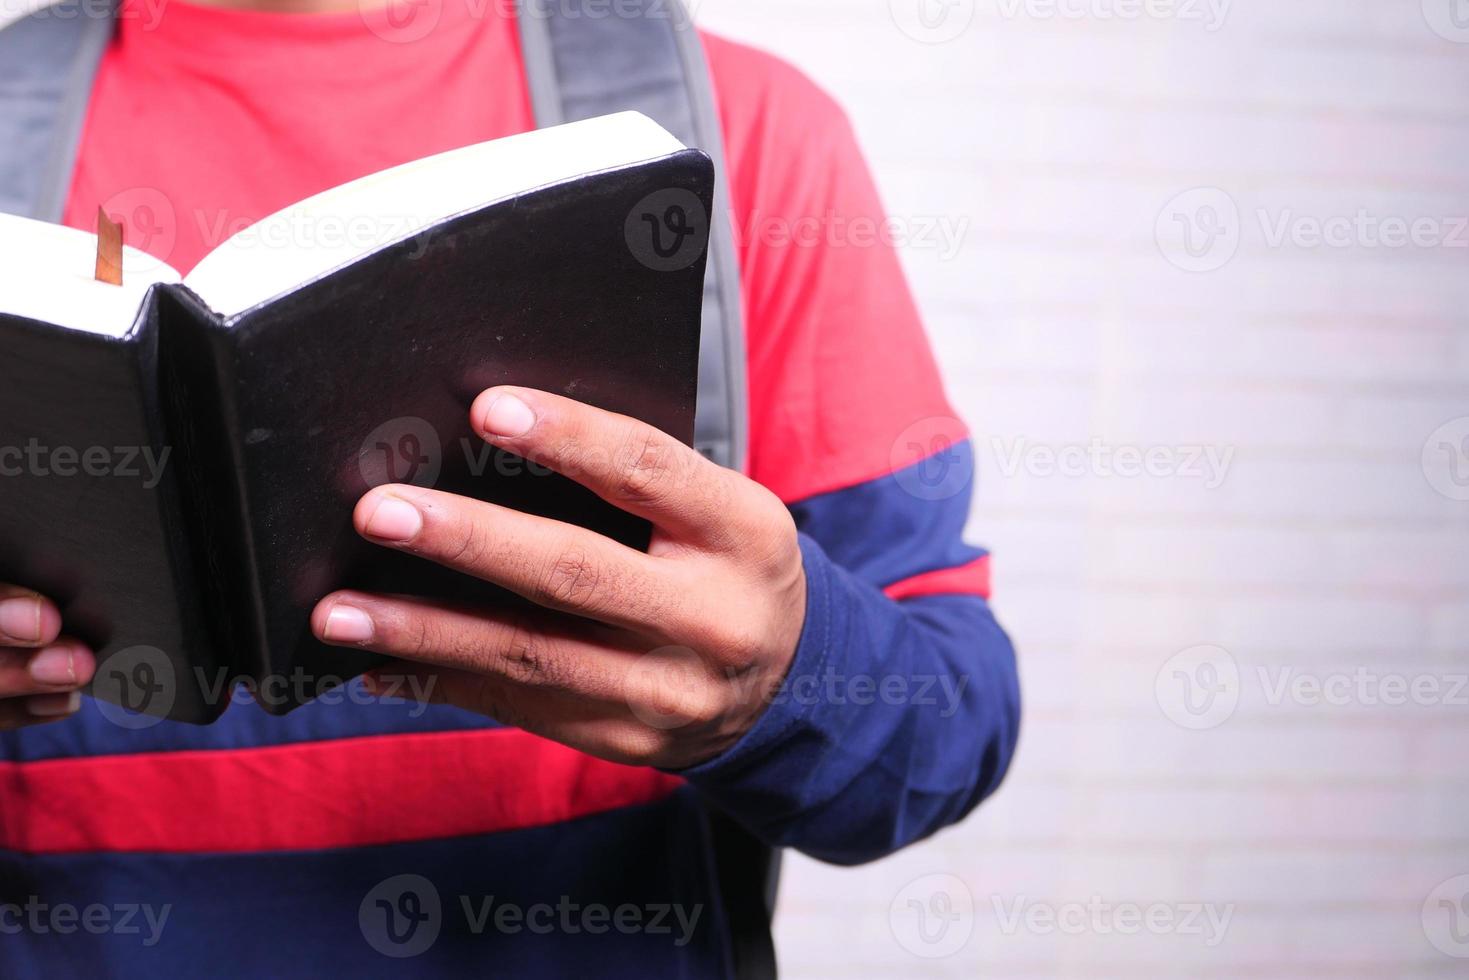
left=311, top=387, right=807, bottom=769
left=0, top=585, right=95, bottom=728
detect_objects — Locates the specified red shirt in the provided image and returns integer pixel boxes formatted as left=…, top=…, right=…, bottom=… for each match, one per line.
left=63, top=0, right=962, bottom=504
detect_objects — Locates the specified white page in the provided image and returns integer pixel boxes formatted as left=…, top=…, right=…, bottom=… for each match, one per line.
left=185, top=112, right=686, bottom=319
left=0, top=212, right=180, bottom=338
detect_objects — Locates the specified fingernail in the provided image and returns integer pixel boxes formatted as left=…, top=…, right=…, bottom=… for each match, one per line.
left=27, top=691, right=81, bottom=717
left=0, top=596, right=42, bottom=643
left=364, top=496, right=422, bottom=543
left=324, top=604, right=375, bottom=643
left=481, top=392, right=536, bottom=439
left=28, top=645, right=76, bottom=686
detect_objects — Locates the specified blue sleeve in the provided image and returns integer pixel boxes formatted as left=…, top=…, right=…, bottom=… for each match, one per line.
left=678, top=439, right=1021, bottom=865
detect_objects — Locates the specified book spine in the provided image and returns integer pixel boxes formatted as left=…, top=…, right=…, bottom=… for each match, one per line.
left=128, top=292, right=235, bottom=723
left=155, top=285, right=270, bottom=695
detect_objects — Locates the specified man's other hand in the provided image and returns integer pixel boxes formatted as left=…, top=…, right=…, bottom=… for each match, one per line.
left=0, top=585, right=94, bottom=728
left=311, top=387, right=807, bottom=769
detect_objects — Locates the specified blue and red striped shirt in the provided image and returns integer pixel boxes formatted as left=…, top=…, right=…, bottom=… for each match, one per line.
left=1, top=2, right=1020, bottom=974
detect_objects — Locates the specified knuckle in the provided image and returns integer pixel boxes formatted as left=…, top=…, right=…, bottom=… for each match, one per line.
left=674, top=687, right=727, bottom=730
left=615, top=431, right=679, bottom=505
left=537, top=548, right=603, bottom=609
left=608, top=725, right=674, bottom=766
left=499, top=619, right=543, bottom=683
left=744, top=488, right=799, bottom=562
left=721, top=625, right=766, bottom=666
left=497, top=615, right=555, bottom=686
left=694, top=615, right=766, bottom=667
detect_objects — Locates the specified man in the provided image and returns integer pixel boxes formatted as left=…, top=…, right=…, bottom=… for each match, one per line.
left=0, top=0, right=1020, bottom=974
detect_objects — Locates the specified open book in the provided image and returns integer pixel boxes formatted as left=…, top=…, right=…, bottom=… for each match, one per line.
left=0, top=112, right=710, bottom=724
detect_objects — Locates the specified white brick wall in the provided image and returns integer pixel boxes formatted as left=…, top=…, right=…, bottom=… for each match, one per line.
left=692, top=0, right=1469, bottom=976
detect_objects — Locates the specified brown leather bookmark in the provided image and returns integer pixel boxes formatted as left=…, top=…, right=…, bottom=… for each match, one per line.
left=95, top=205, right=124, bottom=285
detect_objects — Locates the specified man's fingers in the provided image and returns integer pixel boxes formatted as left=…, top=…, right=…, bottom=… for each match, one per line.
left=0, top=691, right=83, bottom=731
left=470, top=386, right=738, bottom=547
left=351, top=485, right=688, bottom=634
left=311, top=591, right=632, bottom=700
left=365, top=660, right=615, bottom=731
left=0, top=585, right=63, bottom=648
left=0, top=640, right=95, bottom=697
left=362, top=660, right=679, bottom=768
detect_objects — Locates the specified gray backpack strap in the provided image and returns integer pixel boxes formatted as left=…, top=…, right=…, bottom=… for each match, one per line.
left=517, top=17, right=768, bottom=972
left=518, top=0, right=749, bottom=473
left=0, top=1, right=116, bottom=221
